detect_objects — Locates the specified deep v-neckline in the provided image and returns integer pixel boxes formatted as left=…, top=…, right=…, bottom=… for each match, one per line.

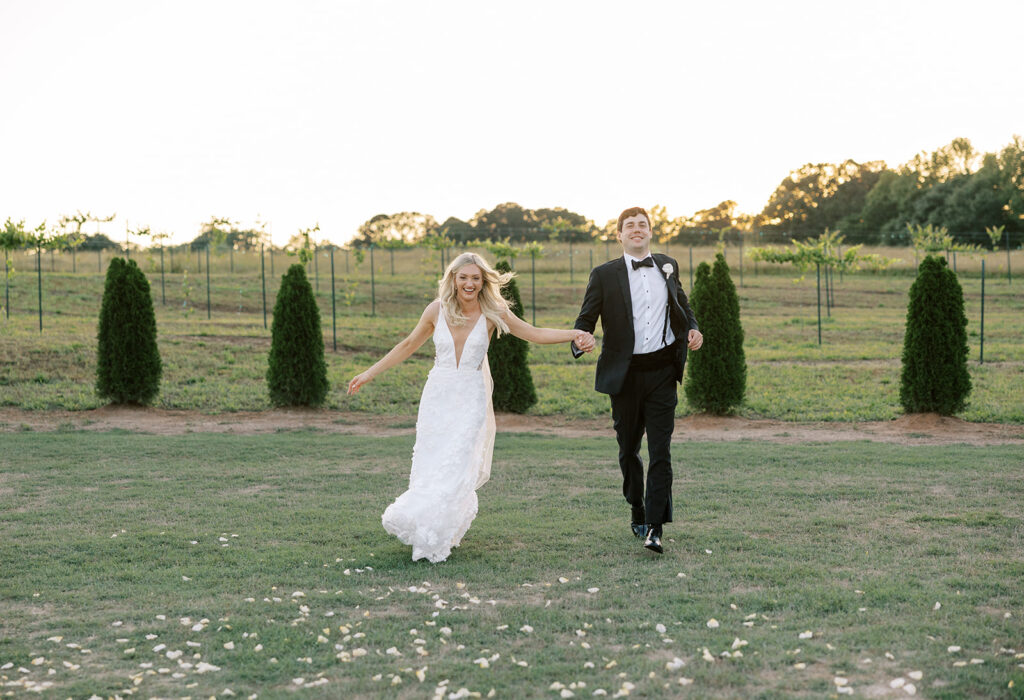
left=443, top=312, right=484, bottom=369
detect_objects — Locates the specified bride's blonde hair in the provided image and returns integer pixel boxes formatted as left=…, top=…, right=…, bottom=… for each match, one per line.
left=438, top=252, right=514, bottom=337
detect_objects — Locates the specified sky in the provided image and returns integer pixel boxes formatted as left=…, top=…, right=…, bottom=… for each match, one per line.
left=1, top=0, right=1022, bottom=246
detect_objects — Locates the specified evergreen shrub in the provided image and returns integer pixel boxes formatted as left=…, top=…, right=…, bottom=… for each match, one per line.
left=488, top=260, right=537, bottom=413
left=684, top=253, right=746, bottom=414
left=267, top=263, right=328, bottom=407
left=96, top=257, right=162, bottom=405
left=899, top=255, right=971, bottom=414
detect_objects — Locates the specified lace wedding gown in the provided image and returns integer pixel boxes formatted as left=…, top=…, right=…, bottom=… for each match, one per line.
left=382, top=309, right=495, bottom=562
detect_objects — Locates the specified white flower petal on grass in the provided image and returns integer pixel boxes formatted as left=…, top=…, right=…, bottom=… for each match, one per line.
left=706, top=619, right=719, bottom=629
left=948, top=645, right=961, bottom=653
left=223, top=642, right=235, bottom=650
left=933, top=602, right=941, bottom=610
left=520, top=625, right=533, bottom=634
left=558, top=577, right=569, bottom=584
left=153, top=644, right=167, bottom=652
left=904, top=684, right=917, bottom=695
left=195, top=661, right=221, bottom=673
left=837, top=687, right=853, bottom=696
left=792, top=663, right=807, bottom=670
left=970, top=658, right=985, bottom=665
left=834, top=677, right=849, bottom=686
left=702, top=648, right=715, bottom=662
left=166, top=650, right=183, bottom=660
left=890, top=678, right=906, bottom=688
left=588, top=588, right=600, bottom=594
left=666, top=657, right=685, bottom=671
left=182, top=576, right=191, bottom=581
left=907, top=671, right=922, bottom=680
left=560, top=690, right=575, bottom=698
left=656, top=624, right=666, bottom=634
left=112, top=621, right=123, bottom=627
left=798, top=631, right=813, bottom=639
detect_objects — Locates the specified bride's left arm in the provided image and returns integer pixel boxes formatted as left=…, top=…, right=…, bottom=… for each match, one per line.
left=500, top=310, right=591, bottom=346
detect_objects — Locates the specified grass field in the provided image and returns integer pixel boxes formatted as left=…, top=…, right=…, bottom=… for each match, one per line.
left=1, top=432, right=1022, bottom=698
left=2, top=244, right=1022, bottom=422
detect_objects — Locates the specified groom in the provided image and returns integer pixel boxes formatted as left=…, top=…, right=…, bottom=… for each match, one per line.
left=571, top=206, right=703, bottom=554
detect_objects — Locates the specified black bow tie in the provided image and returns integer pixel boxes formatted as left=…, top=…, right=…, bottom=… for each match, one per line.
left=631, top=256, right=654, bottom=270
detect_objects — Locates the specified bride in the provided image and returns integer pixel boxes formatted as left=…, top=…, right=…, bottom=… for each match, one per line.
left=347, top=252, right=593, bottom=562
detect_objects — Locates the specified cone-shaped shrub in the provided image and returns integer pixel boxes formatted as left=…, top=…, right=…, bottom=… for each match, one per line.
left=899, top=255, right=970, bottom=414
left=487, top=260, right=537, bottom=413
left=96, top=257, right=162, bottom=405
left=684, top=253, right=746, bottom=414
left=267, top=263, right=328, bottom=406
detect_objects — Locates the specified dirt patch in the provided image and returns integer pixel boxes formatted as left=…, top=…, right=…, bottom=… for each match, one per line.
left=1, top=408, right=1022, bottom=446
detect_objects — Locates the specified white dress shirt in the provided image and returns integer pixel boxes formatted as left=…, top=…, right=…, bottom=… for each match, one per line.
left=624, top=254, right=675, bottom=355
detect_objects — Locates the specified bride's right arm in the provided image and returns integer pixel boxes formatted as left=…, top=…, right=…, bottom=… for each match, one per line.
left=347, top=301, right=438, bottom=395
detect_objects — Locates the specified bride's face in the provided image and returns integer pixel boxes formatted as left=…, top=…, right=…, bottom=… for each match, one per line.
left=454, top=264, right=483, bottom=304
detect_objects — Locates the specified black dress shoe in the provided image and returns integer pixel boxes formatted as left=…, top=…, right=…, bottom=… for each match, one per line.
left=643, top=531, right=663, bottom=554
left=631, top=522, right=649, bottom=538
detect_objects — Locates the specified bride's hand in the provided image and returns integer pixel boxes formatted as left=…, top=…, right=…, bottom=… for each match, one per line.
left=347, top=372, right=373, bottom=395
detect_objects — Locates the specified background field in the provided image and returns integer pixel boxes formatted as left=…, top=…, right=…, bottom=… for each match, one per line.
left=1, top=432, right=1022, bottom=697
left=2, top=243, right=1022, bottom=422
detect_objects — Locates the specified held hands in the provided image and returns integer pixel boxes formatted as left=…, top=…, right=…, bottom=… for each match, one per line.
left=573, top=330, right=596, bottom=353
left=687, top=329, right=704, bottom=351
left=347, top=371, right=373, bottom=395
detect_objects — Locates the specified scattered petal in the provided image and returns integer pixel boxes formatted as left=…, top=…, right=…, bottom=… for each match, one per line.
left=907, top=671, right=922, bottom=680
left=798, top=631, right=813, bottom=639
left=706, top=619, right=719, bottom=629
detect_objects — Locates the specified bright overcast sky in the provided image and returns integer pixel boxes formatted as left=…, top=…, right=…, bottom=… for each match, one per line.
left=2, top=0, right=1022, bottom=246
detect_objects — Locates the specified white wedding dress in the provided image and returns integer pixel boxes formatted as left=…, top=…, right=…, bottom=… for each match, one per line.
left=382, top=308, right=495, bottom=562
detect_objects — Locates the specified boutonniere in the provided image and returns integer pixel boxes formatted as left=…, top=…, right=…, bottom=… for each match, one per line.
left=661, top=262, right=673, bottom=280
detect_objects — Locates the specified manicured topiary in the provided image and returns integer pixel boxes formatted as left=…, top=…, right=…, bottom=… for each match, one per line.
left=96, top=257, right=162, bottom=404
left=684, top=253, right=746, bottom=414
left=900, top=255, right=971, bottom=414
left=487, top=260, right=537, bottom=413
left=267, top=263, right=328, bottom=406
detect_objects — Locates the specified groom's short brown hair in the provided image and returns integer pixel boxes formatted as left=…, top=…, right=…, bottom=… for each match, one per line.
left=617, top=206, right=650, bottom=232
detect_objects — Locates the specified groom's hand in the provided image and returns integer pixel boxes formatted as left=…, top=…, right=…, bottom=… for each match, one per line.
left=573, top=330, right=596, bottom=353
left=687, top=329, right=703, bottom=351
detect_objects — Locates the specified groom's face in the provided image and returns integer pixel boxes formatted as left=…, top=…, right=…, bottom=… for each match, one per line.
left=618, top=213, right=652, bottom=257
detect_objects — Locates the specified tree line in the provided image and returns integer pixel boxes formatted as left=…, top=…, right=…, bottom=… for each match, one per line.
left=352, top=136, right=1023, bottom=249
left=4, top=136, right=1021, bottom=258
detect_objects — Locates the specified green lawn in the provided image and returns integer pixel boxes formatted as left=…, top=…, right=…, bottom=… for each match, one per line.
left=2, top=432, right=1022, bottom=697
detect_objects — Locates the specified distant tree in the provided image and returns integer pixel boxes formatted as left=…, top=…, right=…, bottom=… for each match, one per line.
left=95, top=257, right=162, bottom=405
left=760, top=160, right=887, bottom=240
left=267, top=264, right=328, bottom=406
left=487, top=260, right=536, bottom=413
left=78, top=233, right=121, bottom=251
left=471, top=203, right=541, bottom=242
left=191, top=216, right=233, bottom=251
left=354, top=212, right=438, bottom=246
left=534, top=207, right=595, bottom=239
left=439, top=216, right=476, bottom=244
left=899, top=256, right=970, bottom=415
left=1, top=218, right=26, bottom=318
left=684, top=253, right=745, bottom=414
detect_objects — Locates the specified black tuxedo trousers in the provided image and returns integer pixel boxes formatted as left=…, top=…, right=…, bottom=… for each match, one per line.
left=612, top=360, right=677, bottom=525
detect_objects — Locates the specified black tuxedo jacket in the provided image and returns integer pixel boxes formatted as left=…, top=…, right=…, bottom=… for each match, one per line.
left=572, top=254, right=699, bottom=396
